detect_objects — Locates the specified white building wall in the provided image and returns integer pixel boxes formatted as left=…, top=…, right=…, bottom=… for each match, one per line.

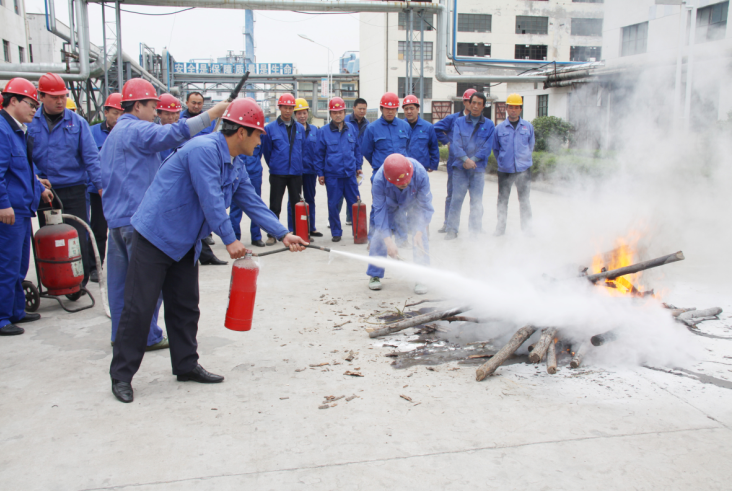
left=0, top=0, right=29, bottom=67
left=26, top=13, right=67, bottom=65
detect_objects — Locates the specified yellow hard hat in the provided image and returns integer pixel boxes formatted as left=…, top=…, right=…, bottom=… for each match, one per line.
left=293, top=98, right=309, bottom=111
left=506, top=93, right=523, bottom=106
left=66, top=98, right=77, bottom=111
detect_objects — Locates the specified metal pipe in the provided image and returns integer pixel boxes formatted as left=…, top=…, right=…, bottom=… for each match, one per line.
left=419, top=10, right=424, bottom=119
left=673, top=2, right=687, bottom=125
left=102, top=1, right=108, bottom=102
left=86, top=0, right=442, bottom=12
left=683, top=5, right=697, bottom=130
left=68, top=0, right=77, bottom=53
left=115, top=0, right=123, bottom=92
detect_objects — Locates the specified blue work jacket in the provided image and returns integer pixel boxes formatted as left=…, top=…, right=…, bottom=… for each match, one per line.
left=100, top=113, right=192, bottom=229
left=315, top=120, right=362, bottom=178
left=371, top=158, right=433, bottom=242
left=433, top=110, right=468, bottom=168
left=88, top=121, right=111, bottom=194
left=302, top=123, right=320, bottom=175
left=181, top=108, right=217, bottom=136
left=261, top=117, right=304, bottom=176
left=235, top=144, right=263, bottom=180
left=492, top=118, right=535, bottom=173
left=0, top=110, right=46, bottom=217
left=132, top=132, right=289, bottom=263
left=28, top=107, right=102, bottom=191
left=344, top=113, right=369, bottom=145
left=451, top=115, right=496, bottom=172
left=406, top=117, right=440, bottom=171
left=361, top=116, right=410, bottom=173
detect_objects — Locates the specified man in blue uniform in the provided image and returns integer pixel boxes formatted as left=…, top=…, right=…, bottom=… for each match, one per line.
left=361, top=92, right=411, bottom=239
left=229, top=144, right=266, bottom=247
left=109, top=98, right=307, bottom=403
left=290, top=98, right=323, bottom=238
left=315, top=97, right=362, bottom=242
left=403, top=95, right=439, bottom=172
left=156, top=93, right=183, bottom=162
left=445, top=92, right=495, bottom=240
left=29, top=72, right=102, bottom=287
left=180, top=92, right=217, bottom=136
left=342, top=97, right=369, bottom=225
left=87, top=92, right=123, bottom=283
left=261, top=93, right=304, bottom=246
left=433, top=88, right=475, bottom=233
left=101, top=79, right=230, bottom=352
left=0, top=79, right=54, bottom=335
left=493, top=93, right=535, bottom=236
left=367, top=154, right=433, bottom=294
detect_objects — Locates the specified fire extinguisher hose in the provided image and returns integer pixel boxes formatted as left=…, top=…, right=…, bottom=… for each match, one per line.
left=61, top=214, right=111, bottom=318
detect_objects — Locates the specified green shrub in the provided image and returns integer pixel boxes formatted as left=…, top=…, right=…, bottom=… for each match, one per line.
left=439, top=145, right=449, bottom=162
left=533, top=116, right=574, bottom=152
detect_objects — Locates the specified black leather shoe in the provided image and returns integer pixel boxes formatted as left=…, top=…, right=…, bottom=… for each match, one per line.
left=90, top=269, right=99, bottom=283
left=0, top=324, right=24, bottom=336
left=332, top=236, right=342, bottom=242
left=201, top=256, right=228, bottom=266
left=111, top=378, right=133, bottom=403
left=14, top=312, right=41, bottom=324
left=311, top=231, right=323, bottom=237
left=177, top=364, right=224, bottom=383
left=252, top=240, right=266, bottom=247
left=203, top=235, right=215, bottom=245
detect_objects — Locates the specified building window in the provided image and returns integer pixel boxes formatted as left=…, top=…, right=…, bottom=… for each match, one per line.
left=495, top=102, right=507, bottom=121
left=14, top=0, right=20, bottom=14
left=571, top=18, right=603, bottom=36
left=537, top=95, right=548, bottom=117
left=696, top=2, right=729, bottom=43
left=515, top=44, right=548, bottom=60
left=341, top=83, right=357, bottom=98
left=398, top=41, right=433, bottom=61
left=621, top=22, right=648, bottom=56
left=570, top=46, right=602, bottom=61
left=18, top=46, right=24, bottom=63
left=28, top=44, right=33, bottom=62
left=457, top=42, right=491, bottom=58
left=456, top=83, right=489, bottom=97
left=317, top=100, right=328, bottom=111
left=516, top=16, right=549, bottom=35
left=397, top=77, right=433, bottom=99
left=458, top=14, right=491, bottom=33
left=398, top=12, right=434, bottom=31
left=3, top=40, right=10, bottom=62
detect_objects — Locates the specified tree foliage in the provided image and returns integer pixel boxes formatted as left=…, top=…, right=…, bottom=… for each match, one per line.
left=532, top=116, right=574, bottom=152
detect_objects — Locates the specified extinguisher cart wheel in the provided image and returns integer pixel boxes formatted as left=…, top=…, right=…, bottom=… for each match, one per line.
left=22, top=280, right=40, bottom=312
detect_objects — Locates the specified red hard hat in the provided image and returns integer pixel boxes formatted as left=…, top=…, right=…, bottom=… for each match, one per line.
left=462, top=88, right=477, bottom=101
left=328, top=97, right=346, bottom=112
left=157, top=93, right=182, bottom=112
left=277, top=93, right=296, bottom=106
left=121, top=79, right=159, bottom=102
left=402, top=94, right=420, bottom=108
left=38, top=72, right=68, bottom=96
left=2, top=77, right=39, bottom=102
left=380, top=92, right=399, bottom=109
left=103, top=93, right=123, bottom=111
left=383, top=154, right=414, bottom=186
left=222, top=98, right=266, bottom=134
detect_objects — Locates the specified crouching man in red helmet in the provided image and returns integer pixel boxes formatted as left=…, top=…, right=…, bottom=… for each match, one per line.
left=109, top=99, right=308, bottom=403
left=366, top=154, right=434, bottom=295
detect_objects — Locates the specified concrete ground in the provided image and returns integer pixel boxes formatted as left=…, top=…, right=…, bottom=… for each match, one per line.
left=1, top=165, right=731, bottom=490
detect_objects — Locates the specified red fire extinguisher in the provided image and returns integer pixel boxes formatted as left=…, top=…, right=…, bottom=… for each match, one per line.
left=225, top=254, right=260, bottom=331
left=34, top=209, right=84, bottom=296
left=352, top=199, right=368, bottom=244
left=294, top=198, right=310, bottom=242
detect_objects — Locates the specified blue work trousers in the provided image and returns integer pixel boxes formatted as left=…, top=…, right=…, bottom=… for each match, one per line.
left=444, top=164, right=454, bottom=225
left=367, top=224, right=430, bottom=278
left=288, top=173, right=317, bottom=232
left=336, top=197, right=353, bottom=223
left=0, top=217, right=32, bottom=328
left=325, top=175, right=359, bottom=237
left=446, top=166, right=485, bottom=234
left=230, top=174, right=263, bottom=242
left=108, top=225, right=164, bottom=346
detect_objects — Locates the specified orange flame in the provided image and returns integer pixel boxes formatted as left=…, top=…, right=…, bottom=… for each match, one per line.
left=590, top=233, right=655, bottom=298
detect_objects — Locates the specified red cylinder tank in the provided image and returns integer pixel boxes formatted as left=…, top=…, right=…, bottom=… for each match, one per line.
left=294, top=199, right=310, bottom=242
left=34, top=215, right=84, bottom=296
left=352, top=199, right=368, bottom=244
left=225, top=255, right=260, bottom=331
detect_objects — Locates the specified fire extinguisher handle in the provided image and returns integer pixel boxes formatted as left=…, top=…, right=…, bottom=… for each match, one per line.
left=38, top=189, right=65, bottom=213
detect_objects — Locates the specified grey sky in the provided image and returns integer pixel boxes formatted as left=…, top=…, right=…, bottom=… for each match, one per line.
left=25, top=1, right=363, bottom=75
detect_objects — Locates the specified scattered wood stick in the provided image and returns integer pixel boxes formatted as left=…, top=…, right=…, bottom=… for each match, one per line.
left=670, top=308, right=696, bottom=317
left=570, top=342, right=589, bottom=368
left=405, top=299, right=442, bottom=307
left=368, top=306, right=470, bottom=338
left=546, top=340, right=557, bottom=374
left=443, top=316, right=482, bottom=323
left=677, top=307, right=722, bottom=326
left=529, top=327, right=558, bottom=363
left=591, top=330, right=617, bottom=346
left=334, top=320, right=352, bottom=328
left=476, top=325, right=537, bottom=382
left=585, top=251, right=684, bottom=283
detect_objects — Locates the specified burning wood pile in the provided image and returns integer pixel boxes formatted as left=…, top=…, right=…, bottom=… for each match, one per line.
left=365, top=243, right=724, bottom=382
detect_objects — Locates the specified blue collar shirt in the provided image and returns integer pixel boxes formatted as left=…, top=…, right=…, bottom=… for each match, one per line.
left=492, top=117, right=535, bottom=173
left=406, top=117, right=440, bottom=171
left=314, top=120, right=362, bottom=178
left=361, top=116, right=411, bottom=173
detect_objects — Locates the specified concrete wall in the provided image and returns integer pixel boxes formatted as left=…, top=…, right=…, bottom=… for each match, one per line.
left=26, top=13, right=66, bottom=65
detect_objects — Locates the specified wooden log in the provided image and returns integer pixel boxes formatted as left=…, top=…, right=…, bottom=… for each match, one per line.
left=475, top=325, right=537, bottom=381
left=591, top=330, right=617, bottom=346
left=546, top=341, right=557, bottom=374
left=677, top=307, right=722, bottom=322
left=529, top=327, right=558, bottom=363
left=368, top=306, right=470, bottom=338
left=585, top=251, right=685, bottom=283
left=443, top=316, right=482, bottom=323
left=570, top=342, right=589, bottom=368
